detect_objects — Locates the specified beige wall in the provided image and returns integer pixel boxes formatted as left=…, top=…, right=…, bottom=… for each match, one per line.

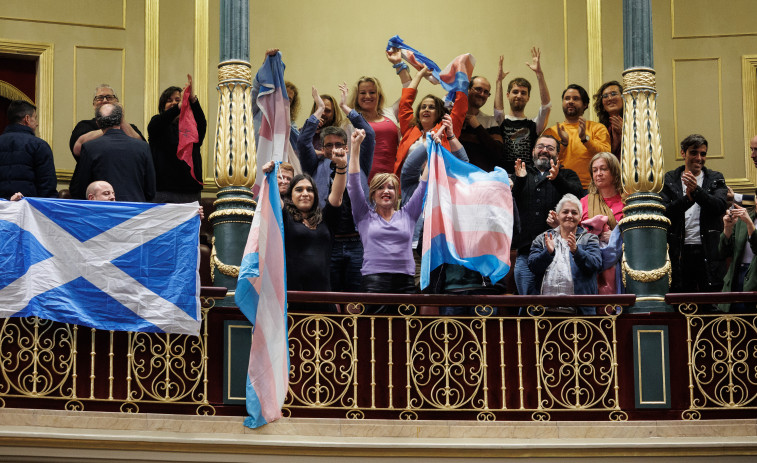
left=2, top=0, right=757, bottom=193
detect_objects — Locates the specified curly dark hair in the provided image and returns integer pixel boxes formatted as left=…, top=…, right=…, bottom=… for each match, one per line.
left=592, top=81, right=623, bottom=127
left=283, top=174, right=322, bottom=227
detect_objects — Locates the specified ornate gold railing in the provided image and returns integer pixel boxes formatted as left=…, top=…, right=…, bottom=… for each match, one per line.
left=0, top=287, right=224, bottom=415
left=667, top=293, right=757, bottom=420
left=283, top=292, right=635, bottom=422
left=0, top=290, right=755, bottom=422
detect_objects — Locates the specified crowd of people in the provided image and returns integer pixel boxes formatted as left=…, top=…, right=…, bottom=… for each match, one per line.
left=2, top=47, right=756, bottom=315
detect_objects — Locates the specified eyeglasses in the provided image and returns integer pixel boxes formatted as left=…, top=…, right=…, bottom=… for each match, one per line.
left=535, top=143, right=557, bottom=153
left=93, top=94, right=118, bottom=103
left=324, top=143, right=346, bottom=149
left=601, top=91, right=620, bottom=100
left=471, top=86, right=491, bottom=97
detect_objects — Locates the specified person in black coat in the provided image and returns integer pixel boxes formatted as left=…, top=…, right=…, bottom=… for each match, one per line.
left=148, top=74, right=207, bottom=203
left=512, top=134, right=583, bottom=295
left=69, top=104, right=156, bottom=203
left=661, top=134, right=728, bottom=293
left=0, top=100, right=57, bottom=199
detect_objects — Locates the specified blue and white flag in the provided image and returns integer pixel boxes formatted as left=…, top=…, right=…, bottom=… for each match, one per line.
left=0, top=198, right=201, bottom=335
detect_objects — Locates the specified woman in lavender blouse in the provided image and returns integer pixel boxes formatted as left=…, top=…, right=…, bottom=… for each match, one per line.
left=347, top=126, right=430, bottom=314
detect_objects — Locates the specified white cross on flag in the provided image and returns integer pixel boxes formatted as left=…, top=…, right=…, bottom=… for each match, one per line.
left=0, top=198, right=201, bottom=335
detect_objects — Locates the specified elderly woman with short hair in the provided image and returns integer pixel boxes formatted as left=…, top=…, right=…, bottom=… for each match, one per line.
left=529, top=193, right=602, bottom=314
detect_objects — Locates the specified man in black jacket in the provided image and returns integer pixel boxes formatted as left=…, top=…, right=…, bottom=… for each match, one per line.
left=69, top=104, right=155, bottom=203
left=661, top=134, right=728, bottom=293
left=0, top=100, right=57, bottom=199
left=511, top=135, right=583, bottom=295
left=69, top=84, right=144, bottom=161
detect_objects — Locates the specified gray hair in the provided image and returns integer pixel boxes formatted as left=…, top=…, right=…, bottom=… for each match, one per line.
left=555, top=193, right=583, bottom=219
left=94, top=84, right=116, bottom=98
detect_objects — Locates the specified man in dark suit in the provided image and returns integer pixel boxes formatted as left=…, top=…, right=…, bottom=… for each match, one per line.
left=69, top=104, right=156, bottom=202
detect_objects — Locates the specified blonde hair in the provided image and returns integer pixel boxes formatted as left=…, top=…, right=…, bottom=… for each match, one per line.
left=368, top=173, right=400, bottom=210
left=588, top=152, right=623, bottom=196
left=349, top=76, right=385, bottom=116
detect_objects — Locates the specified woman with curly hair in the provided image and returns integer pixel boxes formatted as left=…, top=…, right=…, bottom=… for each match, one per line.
left=593, top=80, right=623, bottom=159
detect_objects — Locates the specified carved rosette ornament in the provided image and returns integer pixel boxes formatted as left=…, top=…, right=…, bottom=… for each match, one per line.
left=214, top=60, right=256, bottom=189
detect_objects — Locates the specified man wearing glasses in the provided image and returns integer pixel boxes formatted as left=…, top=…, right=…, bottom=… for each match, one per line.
left=511, top=135, right=582, bottom=296
left=69, top=84, right=145, bottom=161
left=458, top=75, right=505, bottom=173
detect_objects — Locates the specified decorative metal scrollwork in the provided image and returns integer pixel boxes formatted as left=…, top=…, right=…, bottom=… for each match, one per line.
left=409, top=319, right=484, bottom=409
left=535, top=318, right=618, bottom=410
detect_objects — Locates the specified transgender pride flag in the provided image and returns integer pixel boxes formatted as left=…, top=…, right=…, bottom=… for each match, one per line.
left=236, top=164, right=289, bottom=428
left=421, top=136, right=513, bottom=290
left=253, top=52, right=291, bottom=191
left=387, top=35, right=475, bottom=104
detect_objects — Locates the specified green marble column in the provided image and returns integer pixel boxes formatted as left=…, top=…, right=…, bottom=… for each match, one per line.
left=211, top=0, right=256, bottom=306
left=619, top=0, right=672, bottom=312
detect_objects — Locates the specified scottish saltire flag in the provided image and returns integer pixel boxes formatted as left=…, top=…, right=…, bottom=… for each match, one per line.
left=387, top=35, right=475, bottom=104
left=177, top=82, right=202, bottom=185
left=253, top=52, right=294, bottom=192
left=0, top=198, right=201, bottom=335
left=235, top=164, right=288, bottom=428
left=421, top=136, right=513, bottom=290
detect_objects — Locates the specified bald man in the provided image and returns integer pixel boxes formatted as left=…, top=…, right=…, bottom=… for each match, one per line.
left=86, top=180, right=116, bottom=201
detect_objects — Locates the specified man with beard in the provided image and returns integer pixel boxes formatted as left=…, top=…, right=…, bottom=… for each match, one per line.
left=511, top=135, right=583, bottom=295
left=69, top=104, right=155, bottom=202
left=457, top=75, right=504, bottom=173
left=662, top=134, right=728, bottom=295
left=494, top=47, right=552, bottom=173
left=543, top=84, right=610, bottom=190
left=69, top=84, right=144, bottom=161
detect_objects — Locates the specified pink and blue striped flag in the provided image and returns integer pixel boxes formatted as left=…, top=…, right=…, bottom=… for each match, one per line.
left=253, top=51, right=292, bottom=192
left=421, top=136, right=513, bottom=290
left=236, top=164, right=289, bottom=428
left=387, top=35, right=475, bottom=104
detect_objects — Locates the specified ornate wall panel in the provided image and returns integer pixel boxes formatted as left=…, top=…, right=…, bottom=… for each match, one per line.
left=671, top=58, right=723, bottom=159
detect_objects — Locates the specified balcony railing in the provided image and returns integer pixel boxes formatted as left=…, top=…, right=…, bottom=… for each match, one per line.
left=0, top=289, right=754, bottom=422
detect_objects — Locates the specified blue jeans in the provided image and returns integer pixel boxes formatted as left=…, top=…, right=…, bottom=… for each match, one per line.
left=514, top=253, right=540, bottom=296
left=330, top=237, right=363, bottom=292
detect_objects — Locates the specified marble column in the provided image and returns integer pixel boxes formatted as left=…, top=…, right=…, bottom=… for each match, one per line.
left=618, top=0, right=671, bottom=312
left=210, top=0, right=256, bottom=305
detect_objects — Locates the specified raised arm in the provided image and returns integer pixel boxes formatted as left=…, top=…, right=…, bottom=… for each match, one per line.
left=386, top=48, right=412, bottom=86
left=527, top=47, right=550, bottom=108
left=328, top=144, right=350, bottom=207
left=409, top=66, right=431, bottom=91
left=348, top=128, right=364, bottom=174
left=294, top=86, right=325, bottom=175
left=494, top=55, right=509, bottom=115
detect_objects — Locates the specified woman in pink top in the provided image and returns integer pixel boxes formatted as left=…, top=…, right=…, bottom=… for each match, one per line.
left=346, top=49, right=411, bottom=181
left=581, top=152, right=624, bottom=298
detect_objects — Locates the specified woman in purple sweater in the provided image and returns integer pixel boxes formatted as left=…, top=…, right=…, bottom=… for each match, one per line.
left=347, top=124, right=430, bottom=314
